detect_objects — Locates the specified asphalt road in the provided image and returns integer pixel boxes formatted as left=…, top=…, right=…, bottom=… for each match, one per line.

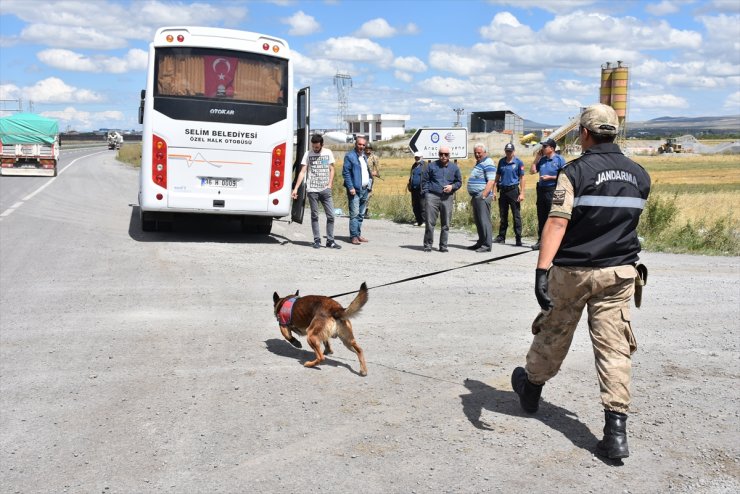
left=1, top=152, right=738, bottom=493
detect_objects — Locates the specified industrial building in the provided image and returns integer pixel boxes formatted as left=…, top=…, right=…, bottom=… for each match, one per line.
left=345, top=113, right=410, bottom=142
left=468, top=110, right=524, bottom=135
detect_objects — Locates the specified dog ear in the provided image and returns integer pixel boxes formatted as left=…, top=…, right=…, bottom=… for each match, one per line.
left=295, top=289, right=299, bottom=296
left=273, top=292, right=280, bottom=304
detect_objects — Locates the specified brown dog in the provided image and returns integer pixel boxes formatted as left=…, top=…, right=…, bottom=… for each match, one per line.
left=272, top=282, right=369, bottom=376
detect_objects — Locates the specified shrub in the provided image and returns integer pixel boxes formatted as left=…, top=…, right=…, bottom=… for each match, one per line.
left=639, top=193, right=679, bottom=237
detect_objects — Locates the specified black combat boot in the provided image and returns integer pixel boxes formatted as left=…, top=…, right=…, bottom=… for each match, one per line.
left=511, top=367, right=544, bottom=413
left=596, top=410, right=630, bottom=459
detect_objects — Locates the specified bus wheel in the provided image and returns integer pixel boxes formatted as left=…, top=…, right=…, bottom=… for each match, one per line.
left=242, top=216, right=272, bottom=235
left=141, top=211, right=157, bottom=232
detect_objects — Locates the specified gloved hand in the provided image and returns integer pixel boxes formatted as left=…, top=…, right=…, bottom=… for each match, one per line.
left=535, top=268, right=553, bottom=311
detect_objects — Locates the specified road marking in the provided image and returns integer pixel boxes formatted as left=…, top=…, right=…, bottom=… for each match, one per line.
left=1, top=150, right=109, bottom=220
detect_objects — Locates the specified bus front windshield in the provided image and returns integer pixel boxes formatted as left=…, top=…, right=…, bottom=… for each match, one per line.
left=155, top=47, right=287, bottom=106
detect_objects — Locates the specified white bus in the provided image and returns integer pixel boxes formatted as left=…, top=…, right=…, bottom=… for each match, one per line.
left=138, top=26, right=310, bottom=233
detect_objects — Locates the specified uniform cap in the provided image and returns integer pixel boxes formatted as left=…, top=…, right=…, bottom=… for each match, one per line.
left=540, top=138, right=557, bottom=149
left=580, top=103, right=619, bottom=135
left=504, top=143, right=515, bottom=151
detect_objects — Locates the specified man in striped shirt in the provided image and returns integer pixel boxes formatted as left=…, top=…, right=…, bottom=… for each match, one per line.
left=465, top=144, right=497, bottom=252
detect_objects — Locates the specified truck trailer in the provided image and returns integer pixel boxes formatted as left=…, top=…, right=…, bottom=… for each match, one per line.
left=0, top=113, right=60, bottom=177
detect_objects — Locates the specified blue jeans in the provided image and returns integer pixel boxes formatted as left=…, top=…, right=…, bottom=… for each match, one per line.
left=347, top=186, right=369, bottom=239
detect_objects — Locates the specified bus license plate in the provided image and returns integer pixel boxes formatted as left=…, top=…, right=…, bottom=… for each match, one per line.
left=201, top=177, right=238, bottom=188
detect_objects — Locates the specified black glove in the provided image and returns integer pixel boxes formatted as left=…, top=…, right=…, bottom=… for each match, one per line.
left=535, top=268, right=553, bottom=311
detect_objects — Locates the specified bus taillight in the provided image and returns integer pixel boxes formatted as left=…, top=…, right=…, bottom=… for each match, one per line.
left=270, top=143, right=286, bottom=194
left=152, top=134, right=167, bottom=189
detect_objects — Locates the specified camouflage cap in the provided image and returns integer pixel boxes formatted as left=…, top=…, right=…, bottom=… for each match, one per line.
left=580, top=103, right=619, bottom=135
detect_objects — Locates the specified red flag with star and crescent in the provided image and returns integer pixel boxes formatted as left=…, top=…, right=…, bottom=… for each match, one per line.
left=204, top=55, right=237, bottom=98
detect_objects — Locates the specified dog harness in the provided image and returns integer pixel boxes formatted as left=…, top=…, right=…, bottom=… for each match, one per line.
left=277, top=296, right=299, bottom=326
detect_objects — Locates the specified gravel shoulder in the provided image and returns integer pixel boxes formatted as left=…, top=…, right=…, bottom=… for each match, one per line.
left=1, top=154, right=739, bottom=493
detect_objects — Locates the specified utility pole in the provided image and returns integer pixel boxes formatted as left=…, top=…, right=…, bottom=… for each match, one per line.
left=453, top=108, right=464, bottom=127
left=334, top=72, right=352, bottom=132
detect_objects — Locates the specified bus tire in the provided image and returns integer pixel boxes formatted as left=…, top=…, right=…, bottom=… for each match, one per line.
left=242, top=216, right=272, bottom=235
left=141, top=210, right=157, bottom=232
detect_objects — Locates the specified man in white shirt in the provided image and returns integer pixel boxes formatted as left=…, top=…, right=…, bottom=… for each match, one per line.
left=292, top=134, right=341, bottom=249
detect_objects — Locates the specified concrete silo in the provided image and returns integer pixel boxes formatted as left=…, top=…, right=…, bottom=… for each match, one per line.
left=600, top=61, right=629, bottom=141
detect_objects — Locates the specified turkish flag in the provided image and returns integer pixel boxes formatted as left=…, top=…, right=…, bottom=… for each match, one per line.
left=204, top=55, right=237, bottom=98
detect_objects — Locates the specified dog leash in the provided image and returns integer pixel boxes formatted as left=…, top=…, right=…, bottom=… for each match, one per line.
left=329, top=248, right=535, bottom=298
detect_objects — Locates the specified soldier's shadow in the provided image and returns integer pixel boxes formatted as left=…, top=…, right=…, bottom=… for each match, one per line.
left=461, top=379, right=619, bottom=465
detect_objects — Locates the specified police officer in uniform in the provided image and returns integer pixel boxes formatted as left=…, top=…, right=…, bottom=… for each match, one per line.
left=511, top=104, right=651, bottom=460
left=493, top=143, right=525, bottom=246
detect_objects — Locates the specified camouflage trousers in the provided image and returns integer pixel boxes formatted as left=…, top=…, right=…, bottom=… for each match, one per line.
left=526, top=265, right=638, bottom=413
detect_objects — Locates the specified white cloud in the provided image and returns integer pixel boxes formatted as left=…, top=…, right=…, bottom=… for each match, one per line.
left=3, top=0, right=248, bottom=47
left=723, top=91, right=740, bottom=110
left=20, top=77, right=104, bottom=104
left=0, top=84, right=20, bottom=100
left=428, top=46, right=481, bottom=76
left=291, top=50, right=345, bottom=84
left=480, top=12, right=534, bottom=41
left=417, top=76, right=476, bottom=96
left=542, top=11, right=702, bottom=50
left=355, top=18, right=396, bottom=38
left=312, top=37, right=394, bottom=66
left=394, top=71, right=413, bottom=83
left=393, top=56, right=427, bottom=73
left=487, top=0, right=598, bottom=14
left=645, top=1, right=680, bottom=16
left=36, top=49, right=148, bottom=73
left=561, top=98, right=583, bottom=109
left=281, top=10, right=320, bottom=36
left=705, top=0, right=740, bottom=13
left=405, top=23, right=419, bottom=35
left=557, top=79, right=594, bottom=95
left=698, top=14, right=740, bottom=64
left=21, top=24, right=129, bottom=50
left=40, top=107, right=124, bottom=130
left=631, top=93, right=689, bottom=109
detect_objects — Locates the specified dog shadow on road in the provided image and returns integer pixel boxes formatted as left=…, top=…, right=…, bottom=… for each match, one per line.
left=461, top=378, right=619, bottom=465
left=264, top=338, right=362, bottom=376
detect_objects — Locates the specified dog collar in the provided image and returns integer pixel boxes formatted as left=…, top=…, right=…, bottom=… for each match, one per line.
left=277, top=296, right=298, bottom=326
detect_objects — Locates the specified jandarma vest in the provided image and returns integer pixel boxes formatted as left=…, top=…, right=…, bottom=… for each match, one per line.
left=554, top=143, right=651, bottom=267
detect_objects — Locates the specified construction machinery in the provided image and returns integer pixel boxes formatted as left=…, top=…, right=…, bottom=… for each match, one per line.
left=658, top=137, right=682, bottom=154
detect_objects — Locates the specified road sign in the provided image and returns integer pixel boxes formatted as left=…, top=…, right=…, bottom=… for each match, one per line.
left=408, top=128, right=468, bottom=160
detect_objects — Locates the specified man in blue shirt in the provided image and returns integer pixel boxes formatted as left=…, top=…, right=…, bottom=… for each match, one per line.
left=530, top=138, right=566, bottom=250
left=342, top=136, right=371, bottom=245
left=421, top=146, right=462, bottom=252
left=466, top=144, right=496, bottom=252
left=494, top=143, right=526, bottom=247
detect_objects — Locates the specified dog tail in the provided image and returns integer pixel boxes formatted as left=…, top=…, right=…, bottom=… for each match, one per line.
left=343, top=282, right=369, bottom=318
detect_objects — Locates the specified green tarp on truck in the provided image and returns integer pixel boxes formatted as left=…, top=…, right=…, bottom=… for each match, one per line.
left=0, top=113, right=59, bottom=145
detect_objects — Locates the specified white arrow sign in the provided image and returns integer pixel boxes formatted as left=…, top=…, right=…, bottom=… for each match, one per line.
left=408, top=128, right=468, bottom=160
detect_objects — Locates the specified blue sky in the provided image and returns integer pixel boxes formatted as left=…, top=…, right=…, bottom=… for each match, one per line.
left=1, top=0, right=738, bottom=131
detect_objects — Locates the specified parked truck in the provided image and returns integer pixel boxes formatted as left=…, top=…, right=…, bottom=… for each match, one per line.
left=107, top=131, right=123, bottom=150
left=0, top=113, right=60, bottom=177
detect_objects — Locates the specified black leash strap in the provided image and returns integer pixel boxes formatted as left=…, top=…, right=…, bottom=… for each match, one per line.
left=329, top=249, right=534, bottom=298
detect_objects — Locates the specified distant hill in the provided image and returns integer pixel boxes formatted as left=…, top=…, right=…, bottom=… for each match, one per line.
left=524, top=115, right=739, bottom=137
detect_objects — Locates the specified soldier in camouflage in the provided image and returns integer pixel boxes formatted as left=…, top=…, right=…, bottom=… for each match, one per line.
left=511, top=104, right=651, bottom=461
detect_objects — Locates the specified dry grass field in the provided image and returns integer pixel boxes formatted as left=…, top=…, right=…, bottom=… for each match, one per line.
left=118, top=141, right=739, bottom=253
left=363, top=151, right=740, bottom=224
